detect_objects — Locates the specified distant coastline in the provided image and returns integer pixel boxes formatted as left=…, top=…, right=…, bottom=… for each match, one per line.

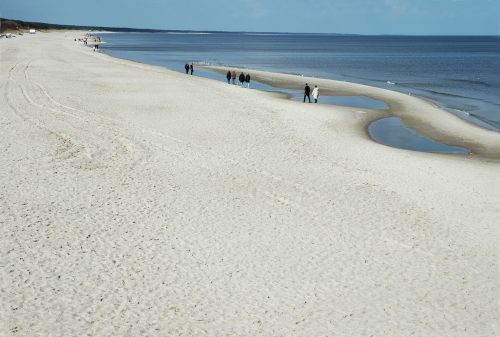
left=1, top=17, right=498, bottom=36
left=0, top=17, right=361, bottom=35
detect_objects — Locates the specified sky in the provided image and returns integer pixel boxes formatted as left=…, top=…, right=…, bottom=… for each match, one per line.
left=1, top=0, right=499, bottom=35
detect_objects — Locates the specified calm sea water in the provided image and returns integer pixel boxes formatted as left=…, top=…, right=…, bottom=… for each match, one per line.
left=101, top=32, right=500, bottom=131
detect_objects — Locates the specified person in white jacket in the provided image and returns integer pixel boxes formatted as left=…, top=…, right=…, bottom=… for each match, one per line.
left=312, top=85, right=319, bottom=103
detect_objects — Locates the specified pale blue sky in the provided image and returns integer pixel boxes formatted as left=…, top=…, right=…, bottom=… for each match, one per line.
left=1, top=0, right=499, bottom=35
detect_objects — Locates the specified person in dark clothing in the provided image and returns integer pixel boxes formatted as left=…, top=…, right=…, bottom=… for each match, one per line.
left=239, top=73, right=245, bottom=86
left=226, top=71, right=232, bottom=84
left=304, top=83, right=311, bottom=103
left=190, top=63, right=194, bottom=75
left=245, top=73, right=251, bottom=88
left=184, top=63, right=189, bottom=74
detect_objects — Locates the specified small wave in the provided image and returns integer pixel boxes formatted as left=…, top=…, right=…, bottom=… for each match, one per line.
left=164, top=32, right=212, bottom=35
left=424, top=89, right=470, bottom=99
left=450, top=78, right=492, bottom=87
left=448, top=109, right=500, bottom=132
left=242, top=33, right=290, bottom=36
left=340, top=73, right=390, bottom=84
left=468, top=113, right=500, bottom=131
left=453, top=109, right=471, bottom=116
left=197, top=61, right=248, bottom=69
left=386, top=81, right=396, bottom=85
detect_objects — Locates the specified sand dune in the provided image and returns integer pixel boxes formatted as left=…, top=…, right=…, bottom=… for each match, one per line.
left=1, top=31, right=499, bottom=337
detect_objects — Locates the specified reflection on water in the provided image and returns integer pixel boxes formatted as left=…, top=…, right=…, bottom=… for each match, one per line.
left=292, top=95, right=389, bottom=109
left=368, top=117, right=470, bottom=154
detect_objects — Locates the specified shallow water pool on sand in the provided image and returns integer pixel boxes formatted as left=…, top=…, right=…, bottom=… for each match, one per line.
left=368, top=117, right=470, bottom=154
left=293, top=95, right=389, bottom=110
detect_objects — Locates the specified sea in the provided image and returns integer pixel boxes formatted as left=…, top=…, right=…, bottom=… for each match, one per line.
left=99, top=32, right=500, bottom=152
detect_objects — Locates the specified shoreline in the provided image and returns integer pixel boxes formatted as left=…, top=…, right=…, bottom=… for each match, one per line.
left=92, top=36, right=500, bottom=158
left=92, top=31, right=500, bottom=136
left=94, top=45, right=499, bottom=158
left=1, top=30, right=499, bottom=336
left=91, top=29, right=500, bottom=157
left=198, top=65, right=500, bottom=159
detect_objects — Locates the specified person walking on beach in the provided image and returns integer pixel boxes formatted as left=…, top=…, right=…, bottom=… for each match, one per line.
left=184, top=63, right=190, bottom=74
left=304, top=83, right=311, bottom=103
left=231, top=70, right=237, bottom=84
left=312, top=85, right=319, bottom=103
left=190, top=63, right=194, bottom=75
left=245, top=73, right=251, bottom=88
left=226, top=71, right=232, bottom=84
left=239, top=73, right=245, bottom=87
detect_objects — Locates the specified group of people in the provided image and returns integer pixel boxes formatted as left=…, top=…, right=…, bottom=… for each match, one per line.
left=303, top=83, right=320, bottom=103
left=183, top=64, right=318, bottom=102
left=184, top=63, right=194, bottom=75
left=226, top=71, right=251, bottom=88
left=183, top=65, right=251, bottom=89
left=76, top=34, right=101, bottom=52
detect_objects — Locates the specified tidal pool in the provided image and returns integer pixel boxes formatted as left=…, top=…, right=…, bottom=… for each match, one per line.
left=368, top=117, right=470, bottom=154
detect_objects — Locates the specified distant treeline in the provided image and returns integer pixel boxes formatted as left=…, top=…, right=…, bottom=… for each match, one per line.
left=0, top=18, right=166, bottom=33
left=0, top=17, right=358, bottom=35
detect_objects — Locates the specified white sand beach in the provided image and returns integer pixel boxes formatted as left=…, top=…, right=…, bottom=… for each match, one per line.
left=1, top=31, right=499, bottom=336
